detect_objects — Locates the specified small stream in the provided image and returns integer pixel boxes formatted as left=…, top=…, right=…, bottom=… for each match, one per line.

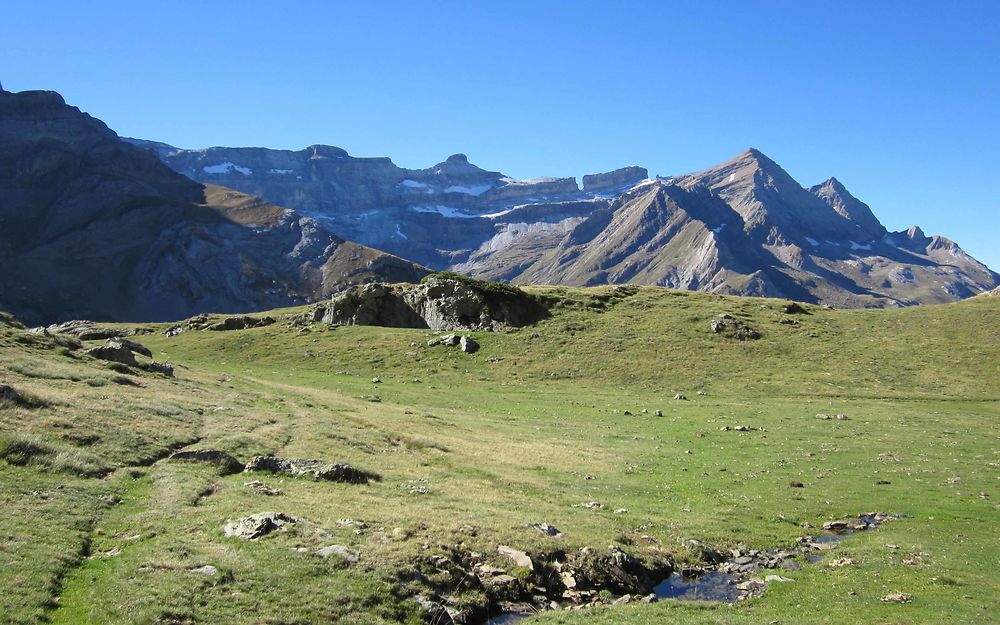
left=480, top=513, right=902, bottom=625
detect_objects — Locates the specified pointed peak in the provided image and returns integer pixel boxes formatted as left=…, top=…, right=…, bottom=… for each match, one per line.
left=906, top=225, right=927, bottom=240
left=809, top=176, right=850, bottom=196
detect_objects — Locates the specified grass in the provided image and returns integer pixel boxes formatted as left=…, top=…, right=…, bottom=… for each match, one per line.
left=0, top=285, right=997, bottom=624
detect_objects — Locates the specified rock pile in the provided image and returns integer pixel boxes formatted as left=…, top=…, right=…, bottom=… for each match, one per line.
left=709, top=313, right=761, bottom=340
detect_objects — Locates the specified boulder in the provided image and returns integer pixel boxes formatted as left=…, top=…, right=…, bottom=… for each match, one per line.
left=223, top=511, right=295, bottom=539
left=527, top=523, right=562, bottom=537
left=459, top=335, right=479, bottom=353
left=709, top=314, right=761, bottom=340
left=315, top=544, right=360, bottom=563
left=143, top=361, right=174, bottom=377
left=244, top=455, right=379, bottom=483
left=498, top=545, right=533, bottom=570
left=168, top=449, right=244, bottom=474
left=85, top=339, right=138, bottom=367
left=116, top=337, right=152, bottom=358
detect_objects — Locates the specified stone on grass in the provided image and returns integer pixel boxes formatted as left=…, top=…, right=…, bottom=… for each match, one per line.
left=223, top=512, right=295, bottom=539
left=315, top=544, right=360, bottom=563
left=190, top=565, right=218, bottom=576
left=460, top=335, right=479, bottom=353
left=244, top=455, right=379, bottom=483
left=498, top=545, right=533, bottom=570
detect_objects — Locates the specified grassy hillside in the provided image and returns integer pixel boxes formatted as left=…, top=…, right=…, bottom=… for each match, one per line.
left=1, top=287, right=997, bottom=625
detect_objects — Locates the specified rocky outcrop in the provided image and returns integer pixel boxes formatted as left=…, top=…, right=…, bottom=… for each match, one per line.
left=582, top=166, right=648, bottom=193
left=244, top=455, right=380, bottom=483
left=318, top=276, right=548, bottom=331
left=223, top=512, right=295, bottom=539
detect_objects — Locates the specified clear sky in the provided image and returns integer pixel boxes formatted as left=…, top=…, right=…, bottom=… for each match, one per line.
left=3, top=1, right=998, bottom=270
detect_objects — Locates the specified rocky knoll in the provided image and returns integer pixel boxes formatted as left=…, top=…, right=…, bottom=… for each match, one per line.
left=0, top=90, right=428, bottom=324
left=317, top=275, right=548, bottom=331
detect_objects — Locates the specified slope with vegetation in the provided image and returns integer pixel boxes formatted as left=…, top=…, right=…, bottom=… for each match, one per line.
left=0, top=287, right=997, bottom=625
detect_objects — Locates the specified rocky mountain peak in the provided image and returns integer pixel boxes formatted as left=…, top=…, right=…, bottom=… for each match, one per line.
left=906, top=225, right=927, bottom=241
left=445, top=153, right=469, bottom=164
left=808, top=176, right=886, bottom=240
left=582, top=166, right=649, bottom=193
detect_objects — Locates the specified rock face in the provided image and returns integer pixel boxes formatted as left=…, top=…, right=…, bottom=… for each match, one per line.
left=582, top=166, right=648, bottom=193
left=0, top=90, right=428, bottom=325
left=318, top=276, right=547, bottom=331
left=135, top=131, right=998, bottom=307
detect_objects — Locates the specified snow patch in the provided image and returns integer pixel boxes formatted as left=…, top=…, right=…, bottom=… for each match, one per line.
left=481, top=208, right=516, bottom=219
left=268, top=168, right=293, bottom=174
left=394, top=224, right=407, bottom=239
left=399, top=179, right=429, bottom=189
left=728, top=173, right=736, bottom=182
left=805, top=237, right=820, bottom=246
left=410, top=205, right=478, bottom=219
left=203, top=162, right=253, bottom=175
left=712, top=224, right=726, bottom=234
left=849, top=241, right=873, bottom=251
left=445, top=183, right=493, bottom=196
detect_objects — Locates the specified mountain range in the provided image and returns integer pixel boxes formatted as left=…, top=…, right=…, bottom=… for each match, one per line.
left=1, top=87, right=996, bottom=323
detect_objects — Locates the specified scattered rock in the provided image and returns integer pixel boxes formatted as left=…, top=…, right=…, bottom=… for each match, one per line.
left=828, top=558, right=854, bottom=568
left=613, top=508, right=628, bottom=515
left=498, top=545, right=533, bottom=570
left=440, top=333, right=460, bottom=346
left=244, top=480, right=281, bottom=496
left=710, top=314, right=761, bottom=340
left=764, top=575, right=793, bottom=583
left=190, top=565, right=218, bottom=576
left=674, top=393, right=687, bottom=401
left=459, top=335, right=479, bottom=353
left=315, top=544, right=360, bottom=563
left=881, top=593, right=912, bottom=603
left=143, top=361, right=174, bottom=376
left=223, top=512, right=295, bottom=539
left=372, top=376, right=381, bottom=383
left=815, top=413, right=831, bottom=420
left=836, top=413, right=848, bottom=420
left=654, top=409, right=663, bottom=417
left=782, top=302, right=808, bottom=314
left=527, top=523, right=562, bottom=537
left=244, top=455, right=379, bottom=483
left=789, top=481, right=804, bottom=488
left=168, top=449, right=243, bottom=475
left=736, top=578, right=765, bottom=592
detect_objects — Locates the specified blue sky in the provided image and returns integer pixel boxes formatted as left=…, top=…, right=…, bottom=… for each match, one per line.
left=4, top=1, right=998, bottom=270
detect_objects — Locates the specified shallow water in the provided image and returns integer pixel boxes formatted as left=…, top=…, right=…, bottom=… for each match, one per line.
left=653, top=571, right=742, bottom=602
left=485, top=612, right=529, bottom=625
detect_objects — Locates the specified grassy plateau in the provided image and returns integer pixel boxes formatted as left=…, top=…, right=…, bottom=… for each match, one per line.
left=0, top=286, right=997, bottom=625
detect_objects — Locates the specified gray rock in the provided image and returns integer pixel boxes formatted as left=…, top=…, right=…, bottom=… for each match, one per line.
left=85, top=339, right=138, bottom=367
left=190, top=565, right=218, bottom=576
left=46, top=320, right=123, bottom=341
left=143, top=361, right=174, bottom=377
left=243, top=455, right=379, bottom=483
left=654, top=409, right=663, bottom=417
left=115, top=337, right=152, bottom=358
left=459, top=335, right=479, bottom=353
left=527, top=523, right=562, bottom=537
left=440, top=333, right=460, bottom=346
left=674, top=393, right=687, bottom=401
left=315, top=544, right=360, bottom=563
left=498, top=545, right=533, bottom=570
left=223, top=512, right=295, bottom=539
